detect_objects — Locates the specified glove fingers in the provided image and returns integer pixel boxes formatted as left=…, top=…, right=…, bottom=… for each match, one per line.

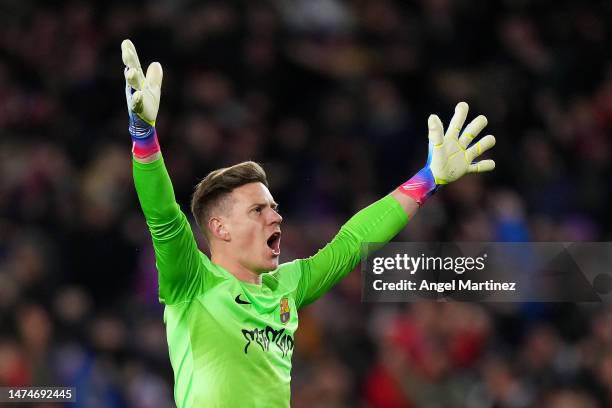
left=445, top=101, right=469, bottom=141
left=125, top=67, right=145, bottom=90
left=145, top=62, right=163, bottom=90
left=427, top=114, right=444, bottom=146
left=122, top=40, right=145, bottom=90
left=130, top=90, right=144, bottom=114
left=459, top=115, right=488, bottom=149
left=121, top=39, right=142, bottom=71
left=468, top=159, right=495, bottom=173
left=467, top=134, right=496, bottom=161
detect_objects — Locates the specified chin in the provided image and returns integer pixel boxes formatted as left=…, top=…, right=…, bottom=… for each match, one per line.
left=261, top=258, right=279, bottom=272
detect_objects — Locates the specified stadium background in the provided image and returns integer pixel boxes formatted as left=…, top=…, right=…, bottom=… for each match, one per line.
left=1, top=0, right=612, bottom=407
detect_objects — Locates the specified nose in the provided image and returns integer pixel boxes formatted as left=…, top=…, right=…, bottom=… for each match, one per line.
left=271, top=209, right=283, bottom=225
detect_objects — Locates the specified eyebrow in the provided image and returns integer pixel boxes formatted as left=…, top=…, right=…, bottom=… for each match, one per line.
left=250, top=202, right=278, bottom=209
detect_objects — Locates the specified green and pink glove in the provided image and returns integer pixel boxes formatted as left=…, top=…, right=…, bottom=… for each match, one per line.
left=398, top=102, right=496, bottom=205
left=122, top=39, right=163, bottom=160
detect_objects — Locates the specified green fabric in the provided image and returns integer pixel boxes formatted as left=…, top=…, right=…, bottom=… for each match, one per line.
left=133, top=156, right=408, bottom=407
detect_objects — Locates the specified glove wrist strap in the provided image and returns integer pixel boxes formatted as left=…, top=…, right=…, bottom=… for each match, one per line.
left=397, top=167, right=439, bottom=206
left=129, top=112, right=160, bottom=160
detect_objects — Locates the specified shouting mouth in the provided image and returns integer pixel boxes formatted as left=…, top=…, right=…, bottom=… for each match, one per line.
left=267, top=231, right=281, bottom=256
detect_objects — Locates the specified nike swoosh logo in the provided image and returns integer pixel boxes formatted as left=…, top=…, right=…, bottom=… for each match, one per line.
left=235, top=295, right=251, bottom=305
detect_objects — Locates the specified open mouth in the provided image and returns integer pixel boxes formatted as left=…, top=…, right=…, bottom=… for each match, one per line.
left=266, top=231, right=281, bottom=256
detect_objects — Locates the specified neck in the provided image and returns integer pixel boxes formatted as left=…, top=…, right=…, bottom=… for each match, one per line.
left=211, top=253, right=262, bottom=285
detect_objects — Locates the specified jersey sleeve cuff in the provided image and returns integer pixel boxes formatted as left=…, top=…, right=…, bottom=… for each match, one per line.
left=132, top=154, right=165, bottom=170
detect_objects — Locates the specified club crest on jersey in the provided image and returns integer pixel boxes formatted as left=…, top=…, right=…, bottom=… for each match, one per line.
left=280, top=297, right=290, bottom=324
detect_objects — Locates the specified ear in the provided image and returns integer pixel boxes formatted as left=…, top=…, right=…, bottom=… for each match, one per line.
left=208, top=217, right=230, bottom=242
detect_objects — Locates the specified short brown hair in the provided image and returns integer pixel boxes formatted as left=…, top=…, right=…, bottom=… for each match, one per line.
left=191, top=161, right=268, bottom=236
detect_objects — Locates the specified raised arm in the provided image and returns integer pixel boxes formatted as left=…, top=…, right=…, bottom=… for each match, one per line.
left=295, top=102, right=496, bottom=307
left=123, top=40, right=206, bottom=305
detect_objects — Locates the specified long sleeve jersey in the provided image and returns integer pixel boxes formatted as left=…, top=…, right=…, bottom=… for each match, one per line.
left=133, top=157, right=408, bottom=407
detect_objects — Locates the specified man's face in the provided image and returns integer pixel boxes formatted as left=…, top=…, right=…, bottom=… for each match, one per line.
left=222, top=182, right=282, bottom=273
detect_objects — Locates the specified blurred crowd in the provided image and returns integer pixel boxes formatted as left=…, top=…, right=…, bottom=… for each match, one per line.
left=1, top=0, right=612, bottom=407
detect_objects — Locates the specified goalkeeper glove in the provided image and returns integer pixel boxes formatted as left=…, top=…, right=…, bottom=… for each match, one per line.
left=398, top=102, right=496, bottom=205
left=121, top=39, right=163, bottom=160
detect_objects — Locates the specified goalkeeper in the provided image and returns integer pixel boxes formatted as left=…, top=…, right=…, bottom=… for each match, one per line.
left=123, top=39, right=496, bottom=407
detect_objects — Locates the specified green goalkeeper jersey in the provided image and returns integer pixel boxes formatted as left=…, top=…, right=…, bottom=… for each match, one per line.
left=133, top=157, right=408, bottom=408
